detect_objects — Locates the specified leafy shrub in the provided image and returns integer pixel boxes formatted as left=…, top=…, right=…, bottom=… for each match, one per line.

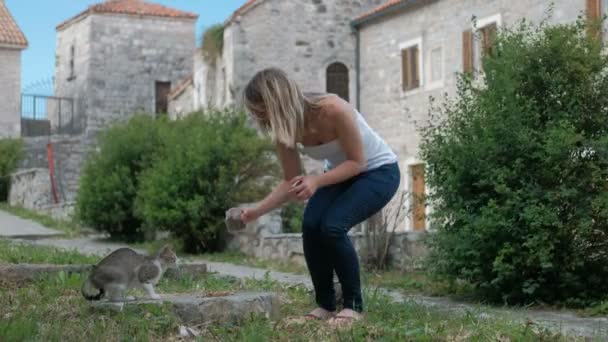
left=421, top=18, right=608, bottom=305
left=76, top=115, right=164, bottom=241
left=135, top=110, right=278, bottom=253
left=281, top=201, right=305, bottom=233
left=201, top=24, right=224, bottom=64
left=0, top=138, right=23, bottom=202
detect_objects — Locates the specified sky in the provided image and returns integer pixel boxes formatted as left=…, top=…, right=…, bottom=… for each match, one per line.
left=5, top=0, right=245, bottom=94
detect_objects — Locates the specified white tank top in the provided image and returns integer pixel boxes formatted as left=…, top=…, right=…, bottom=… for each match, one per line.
left=298, top=109, right=397, bottom=171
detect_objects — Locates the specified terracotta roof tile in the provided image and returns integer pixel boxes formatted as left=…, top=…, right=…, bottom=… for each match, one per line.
left=226, top=0, right=259, bottom=25
left=0, top=1, right=28, bottom=48
left=57, top=0, right=198, bottom=31
left=354, top=0, right=427, bottom=25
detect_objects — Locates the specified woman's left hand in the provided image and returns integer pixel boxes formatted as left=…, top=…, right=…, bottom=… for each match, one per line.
left=288, top=175, right=318, bottom=201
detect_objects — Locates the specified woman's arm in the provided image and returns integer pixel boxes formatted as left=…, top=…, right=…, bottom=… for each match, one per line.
left=241, top=143, right=302, bottom=222
left=290, top=96, right=366, bottom=200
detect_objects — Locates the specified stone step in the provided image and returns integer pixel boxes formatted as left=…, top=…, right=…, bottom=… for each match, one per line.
left=92, top=292, right=280, bottom=325
left=0, top=263, right=208, bottom=283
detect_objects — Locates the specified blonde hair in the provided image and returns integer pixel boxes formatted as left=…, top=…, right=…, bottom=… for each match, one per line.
left=244, top=68, right=323, bottom=148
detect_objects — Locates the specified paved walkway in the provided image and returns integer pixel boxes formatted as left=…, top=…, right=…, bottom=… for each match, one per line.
left=2, top=209, right=607, bottom=339
left=0, top=209, right=63, bottom=239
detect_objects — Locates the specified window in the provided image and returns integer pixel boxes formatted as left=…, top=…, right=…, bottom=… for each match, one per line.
left=429, top=47, right=443, bottom=84
left=155, top=81, right=171, bottom=116
left=326, top=62, right=349, bottom=101
left=400, top=38, right=422, bottom=92
left=68, top=45, right=75, bottom=81
left=480, top=23, right=497, bottom=57
left=463, top=14, right=501, bottom=73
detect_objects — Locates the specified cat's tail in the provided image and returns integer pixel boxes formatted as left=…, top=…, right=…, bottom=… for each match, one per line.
left=81, top=276, right=104, bottom=301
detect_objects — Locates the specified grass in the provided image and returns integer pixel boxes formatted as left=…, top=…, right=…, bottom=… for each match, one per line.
left=0, top=239, right=99, bottom=265
left=131, top=239, right=310, bottom=274
left=0, top=242, right=602, bottom=341
left=0, top=203, right=83, bottom=237
left=0, top=270, right=596, bottom=341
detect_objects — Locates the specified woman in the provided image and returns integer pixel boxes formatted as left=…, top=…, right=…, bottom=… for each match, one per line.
left=240, top=68, right=400, bottom=326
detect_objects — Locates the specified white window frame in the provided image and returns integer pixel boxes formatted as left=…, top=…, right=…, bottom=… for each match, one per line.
left=474, top=13, right=502, bottom=31
left=399, top=37, right=424, bottom=95
left=472, top=13, right=502, bottom=72
left=426, top=45, right=444, bottom=91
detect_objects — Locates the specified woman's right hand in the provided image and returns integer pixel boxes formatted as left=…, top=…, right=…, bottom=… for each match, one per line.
left=240, top=207, right=260, bottom=224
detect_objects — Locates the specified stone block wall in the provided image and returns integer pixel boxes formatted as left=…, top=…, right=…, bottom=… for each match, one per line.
left=86, top=14, right=195, bottom=128
left=9, top=133, right=91, bottom=210
left=8, top=168, right=54, bottom=209
left=0, top=48, right=21, bottom=138
left=358, top=0, right=593, bottom=171
left=225, top=209, right=427, bottom=271
left=55, top=14, right=196, bottom=131
left=196, top=0, right=384, bottom=109
left=168, top=82, right=195, bottom=120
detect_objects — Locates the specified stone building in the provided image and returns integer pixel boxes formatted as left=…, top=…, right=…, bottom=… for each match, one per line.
left=170, top=0, right=384, bottom=114
left=351, top=0, right=606, bottom=230
left=0, top=0, right=28, bottom=138
left=54, top=0, right=198, bottom=133
left=169, top=0, right=607, bottom=231
left=9, top=0, right=198, bottom=213
left=168, top=0, right=386, bottom=177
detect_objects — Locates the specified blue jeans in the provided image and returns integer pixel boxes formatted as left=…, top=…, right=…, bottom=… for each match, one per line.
left=302, top=162, right=400, bottom=312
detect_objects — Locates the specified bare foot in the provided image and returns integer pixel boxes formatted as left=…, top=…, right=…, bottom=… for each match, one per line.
left=304, top=307, right=336, bottom=321
left=328, top=309, right=363, bottom=328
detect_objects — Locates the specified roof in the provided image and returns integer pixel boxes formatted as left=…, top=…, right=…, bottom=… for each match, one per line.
left=352, top=0, right=429, bottom=27
left=57, top=0, right=198, bottom=31
left=225, top=0, right=262, bottom=25
left=167, top=75, right=193, bottom=101
left=0, top=0, right=28, bottom=48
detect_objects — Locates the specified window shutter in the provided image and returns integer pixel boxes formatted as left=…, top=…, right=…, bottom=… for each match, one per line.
left=462, top=29, right=474, bottom=73
left=401, top=49, right=410, bottom=91
left=410, top=45, right=420, bottom=88
left=410, top=164, right=426, bottom=231
left=482, top=23, right=498, bottom=56
left=587, top=0, right=602, bottom=40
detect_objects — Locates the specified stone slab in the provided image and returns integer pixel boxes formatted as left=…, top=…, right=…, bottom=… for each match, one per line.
left=0, top=264, right=91, bottom=283
left=93, top=292, right=280, bottom=325
left=0, top=263, right=207, bottom=283
left=0, top=209, right=64, bottom=239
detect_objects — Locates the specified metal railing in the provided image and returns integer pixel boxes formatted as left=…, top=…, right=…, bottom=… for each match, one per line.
left=20, top=94, right=84, bottom=137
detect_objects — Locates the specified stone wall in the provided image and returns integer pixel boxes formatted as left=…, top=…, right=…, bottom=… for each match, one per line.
left=10, top=134, right=91, bottom=208
left=357, top=0, right=599, bottom=230
left=54, top=16, right=91, bottom=130
left=225, top=209, right=427, bottom=271
left=85, top=14, right=196, bottom=128
left=55, top=14, right=196, bottom=130
left=9, top=168, right=54, bottom=209
left=168, top=82, right=195, bottom=120
left=195, top=0, right=384, bottom=109
left=358, top=0, right=596, bottom=168
left=0, top=48, right=21, bottom=138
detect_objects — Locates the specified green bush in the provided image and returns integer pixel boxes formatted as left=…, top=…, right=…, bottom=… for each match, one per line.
left=135, top=111, right=278, bottom=253
left=76, top=115, right=164, bottom=241
left=0, top=138, right=23, bottom=202
left=281, top=201, right=304, bottom=233
left=201, top=24, right=224, bottom=64
left=421, top=18, right=608, bottom=305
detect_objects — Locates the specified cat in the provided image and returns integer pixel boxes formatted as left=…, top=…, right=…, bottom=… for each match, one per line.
left=81, top=245, right=178, bottom=302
